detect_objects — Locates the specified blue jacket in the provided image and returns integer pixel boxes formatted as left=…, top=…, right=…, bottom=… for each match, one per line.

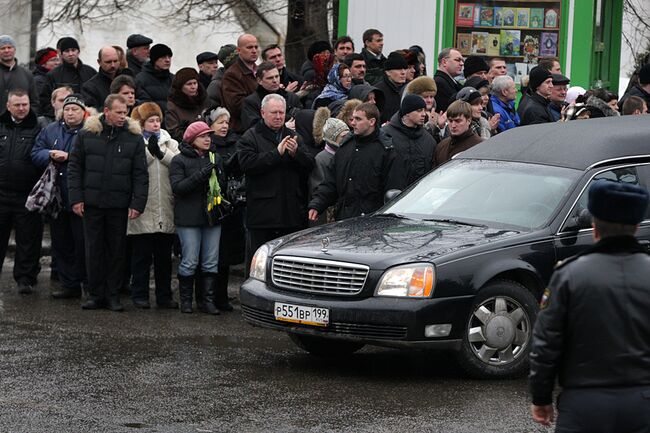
left=31, top=119, right=83, bottom=208
left=490, top=95, right=520, bottom=133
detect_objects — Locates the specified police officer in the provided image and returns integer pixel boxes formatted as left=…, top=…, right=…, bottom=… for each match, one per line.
left=529, top=180, right=650, bottom=433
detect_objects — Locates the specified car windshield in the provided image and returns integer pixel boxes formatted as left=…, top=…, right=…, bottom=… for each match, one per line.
left=382, top=159, right=580, bottom=230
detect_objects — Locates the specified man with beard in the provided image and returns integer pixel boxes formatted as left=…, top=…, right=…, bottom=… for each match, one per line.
left=126, top=34, right=152, bottom=76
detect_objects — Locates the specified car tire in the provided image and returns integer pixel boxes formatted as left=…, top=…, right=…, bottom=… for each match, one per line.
left=456, top=279, right=538, bottom=379
left=288, top=333, right=365, bottom=356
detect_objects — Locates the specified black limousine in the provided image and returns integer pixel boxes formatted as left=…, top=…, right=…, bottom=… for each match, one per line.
left=240, top=115, right=650, bottom=378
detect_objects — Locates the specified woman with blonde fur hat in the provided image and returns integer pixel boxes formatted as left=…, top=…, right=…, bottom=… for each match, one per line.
left=128, top=102, right=180, bottom=309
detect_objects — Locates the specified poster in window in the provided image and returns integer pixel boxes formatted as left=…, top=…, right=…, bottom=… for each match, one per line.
left=494, top=7, right=504, bottom=27
left=517, top=8, right=530, bottom=28
left=487, top=34, right=500, bottom=56
left=480, top=6, right=494, bottom=26
left=471, top=31, right=489, bottom=54
left=457, top=4, right=475, bottom=26
left=530, top=8, right=544, bottom=28
left=515, top=62, right=529, bottom=84
left=540, top=32, right=558, bottom=57
left=501, top=7, right=516, bottom=27
left=522, top=34, right=540, bottom=62
left=500, top=30, right=521, bottom=56
left=544, top=8, right=559, bottom=28
left=457, top=33, right=472, bottom=56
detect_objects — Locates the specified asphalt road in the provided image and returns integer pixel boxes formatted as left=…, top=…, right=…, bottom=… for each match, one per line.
left=0, top=257, right=554, bottom=433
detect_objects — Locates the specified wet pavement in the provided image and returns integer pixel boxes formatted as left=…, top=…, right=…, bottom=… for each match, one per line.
left=0, top=257, right=553, bottom=433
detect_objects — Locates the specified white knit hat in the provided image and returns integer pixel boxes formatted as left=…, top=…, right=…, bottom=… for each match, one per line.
left=322, top=117, right=349, bottom=147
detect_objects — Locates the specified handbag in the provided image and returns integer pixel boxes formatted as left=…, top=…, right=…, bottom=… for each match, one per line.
left=25, top=161, right=63, bottom=218
left=206, top=152, right=232, bottom=226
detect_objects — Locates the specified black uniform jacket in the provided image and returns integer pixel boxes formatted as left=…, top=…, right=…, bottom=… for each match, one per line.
left=309, top=127, right=407, bottom=220
left=237, top=120, right=315, bottom=229
left=520, top=92, right=554, bottom=126
left=68, top=115, right=148, bottom=212
left=529, top=236, right=650, bottom=405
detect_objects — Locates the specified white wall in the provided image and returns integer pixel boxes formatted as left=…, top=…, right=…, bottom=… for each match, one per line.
left=346, top=0, right=438, bottom=75
left=619, top=0, right=650, bottom=95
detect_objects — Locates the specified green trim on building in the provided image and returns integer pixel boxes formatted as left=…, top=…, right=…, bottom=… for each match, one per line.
left=571, top=1, right=595, bottom=89
left=338, top=0, right=349, bottom=37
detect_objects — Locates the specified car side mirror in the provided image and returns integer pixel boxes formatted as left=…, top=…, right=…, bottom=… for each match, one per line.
left=384, top=189, right=402, bottom=204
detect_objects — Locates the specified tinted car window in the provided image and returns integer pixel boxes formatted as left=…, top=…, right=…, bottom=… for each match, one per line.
left=383, top=159, right=579, bottom=230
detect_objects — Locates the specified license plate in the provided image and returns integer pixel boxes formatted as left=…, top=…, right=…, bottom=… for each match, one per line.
left=274, top=302, right=329, bottom=327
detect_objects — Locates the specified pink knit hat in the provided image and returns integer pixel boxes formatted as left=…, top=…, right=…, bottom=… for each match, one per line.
left=183, top=121, right=212, bottom=143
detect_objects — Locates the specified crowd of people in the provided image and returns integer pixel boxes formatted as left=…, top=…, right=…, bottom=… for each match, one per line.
left=0, top=29, right=648, bottom=314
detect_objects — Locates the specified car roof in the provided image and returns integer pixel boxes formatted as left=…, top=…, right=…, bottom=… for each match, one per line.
left=457, top=115, right=650, bottom=170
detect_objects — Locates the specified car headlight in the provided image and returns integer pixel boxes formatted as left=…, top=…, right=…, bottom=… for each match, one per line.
left=250, top=244, right=269, bottom=282
left=375, top=264, right=435, bottom=298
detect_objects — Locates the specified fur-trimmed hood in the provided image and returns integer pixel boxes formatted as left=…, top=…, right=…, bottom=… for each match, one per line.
left=83, top=114, right=142, bottom=135
left=312, top=106, right=331, bottom=145
left=336, top=98, right=362, bottom=123
left=586, top=95, right=621, bottom=118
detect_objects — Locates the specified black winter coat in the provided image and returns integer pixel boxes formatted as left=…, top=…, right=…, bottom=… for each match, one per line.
left=82, top=68, right=119, bottom=111
left=374, top=76, right=405, bottom=124
left=361, top=48, right=386, bottom=86
left=0, top=62, right=38, bottom=114
left=67, top=115, right=148, bottom=212
left=0, top=110, right=42, bottom=207
left=32, top=65, right=49, bottom=103
left=135, top=63, right=174, bottom=112
left=382, top=113, right=436, bottom=185
left=39, top=60, right=96, bottom=117
left=127, top=53, right=144, bottom=77
left=237, top=121, right=315, bottom=229
left=308, top=128, right=407, bottom=220
left=241, top=86, right=303, bottom=131
left=520, top=92, right=554, bottom=126
left=434, top=70, right=463, bottom=113
left=529, top=236, right=650, bottom=405
left=618, top=84, right=650, bottom=112
left=279, top=67, right=303, bottom=88
left=169, top=142, right=225, bottom=227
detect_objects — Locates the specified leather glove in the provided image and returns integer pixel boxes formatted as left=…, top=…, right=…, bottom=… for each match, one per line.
left=147, top=135, right=164, bottom=160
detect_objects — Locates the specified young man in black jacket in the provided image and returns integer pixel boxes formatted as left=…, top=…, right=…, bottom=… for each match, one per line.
left=68, top=94, right=148, bottom=311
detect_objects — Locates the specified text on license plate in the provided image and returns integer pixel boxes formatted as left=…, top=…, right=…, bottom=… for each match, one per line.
left=274, top=302, right=329, bottom=326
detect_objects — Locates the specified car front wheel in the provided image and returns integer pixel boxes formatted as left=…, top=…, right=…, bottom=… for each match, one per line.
left=456, top=279, right=538, bottom=379
left=288, top=333, right=365, bottom=356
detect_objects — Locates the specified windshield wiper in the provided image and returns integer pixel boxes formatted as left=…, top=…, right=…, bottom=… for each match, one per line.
left=421, top=217, right=487, bottom=228
left=376, top=212, right=411, bottom=220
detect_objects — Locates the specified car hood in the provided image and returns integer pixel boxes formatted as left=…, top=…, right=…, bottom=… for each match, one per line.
left=270, top=216, right=524, bottom=268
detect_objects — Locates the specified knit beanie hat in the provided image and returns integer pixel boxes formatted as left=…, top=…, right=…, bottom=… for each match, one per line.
left=172, top=67, right=199, bottom=89
left=183, top=121, right=212, bottom=144
left=62, top=94, right=86, bottom=110
left=528, top=66, right=553, bottom=91
left=57, top=37, right=80, bottom=52
left=35, top=47, right=58, bottom=66
left=307, top=40, right=332, bottom=61
left=149, top=44, right=173, bottom=64
left=384, top=52, right=409, bottom=71
left=463, top=56, right=489, bottom=78
left=131, top=102, right=163, bottom=125
left=400, top=94, right=427, bottom=116
left=0, top=35, right=16, bottom=49
left=405, top=76, right=437, bottom=96
left=218, top=44, right=238, bottom=69
left=639, top=63, right=650, bottom=85
left=322, top=117, right=349, bottom=147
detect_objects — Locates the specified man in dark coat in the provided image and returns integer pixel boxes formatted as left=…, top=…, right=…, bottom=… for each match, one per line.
left=360, top=29, right=386, bottom=85
left=618, top=62, right=650, bottom=111
left=38, top=37, right=96, bottom=117
left=308, top=102, right=406, bottom=222
left=241, top=62, right=302, bottom=131
left=434, top=100, right=483, bottom=166
left=374, top=52, right=409, bottom=124
left=237, top=94, right=314, bottom=273
left=196, top=51, right=219, bottom=89
left=221, top=34, right=260, bottom=133
left=0, top=90, right=43, bottom=294
left=434, top=48, right=464, bottom=113
left=261, top=44, right=303, bottom=91
left=382, top=94, right=436, bottom=185
left=126, top=34, right=152, bottom=77
left=68, top=94, right=148, bottom=311
left=206, top=44, right=237, bottom=108
left=135, top=43, right=174, bottom=113
left=529, top=180, right=650, bottom=433
left=0, top=35, right=38, bottom=111
left=519, top=66, right=554, bottom=126
left=81, top=46, right=122, bottom=111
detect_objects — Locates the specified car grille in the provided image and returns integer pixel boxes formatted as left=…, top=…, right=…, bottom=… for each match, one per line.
left=241, top=305, right=408, bottom=340
left=271, top=256, right=369, bottom=296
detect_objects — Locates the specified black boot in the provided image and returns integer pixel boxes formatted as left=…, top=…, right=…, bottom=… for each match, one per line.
left=194, top=268, right=204, bottom=311
left=178, top=274, right=195, bottom=313
left=215, top=265, right=233, bottom=312
left=200, top=272, right=220, bottom=315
